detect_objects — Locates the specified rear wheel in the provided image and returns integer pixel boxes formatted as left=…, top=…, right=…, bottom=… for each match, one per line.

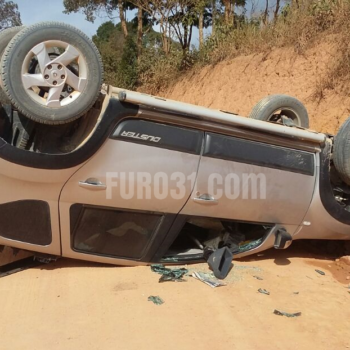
left=249, top=95, right=309, bottom=128
left=1, top=22, right=103, bottom=125
left=0, top=26, right=23, bottom=104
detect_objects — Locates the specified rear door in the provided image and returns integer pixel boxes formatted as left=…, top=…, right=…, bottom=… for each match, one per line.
left=59, top=119, right=203, bottom=264
left=181, top=132, right=316, bottom=224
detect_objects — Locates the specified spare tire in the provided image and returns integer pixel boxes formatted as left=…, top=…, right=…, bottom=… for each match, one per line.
left=1, top=22, right=103, bottom=125
left=249, top=95, right=309, bottom=128
left=333, top=116, right=350, bottom=185
left=0, top=26, right=23, bottom=104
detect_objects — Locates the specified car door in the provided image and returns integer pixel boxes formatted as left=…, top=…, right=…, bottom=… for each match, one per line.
left=180, top=132, right=316, bottom=225
left=59, top=119, right=203, bottom=265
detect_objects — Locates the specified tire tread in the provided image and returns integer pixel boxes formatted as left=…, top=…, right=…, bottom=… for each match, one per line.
left=334, top=116, right=350, bottom=185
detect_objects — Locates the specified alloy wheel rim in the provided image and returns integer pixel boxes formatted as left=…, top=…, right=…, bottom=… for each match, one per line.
left=21, top=40, right=88, bottom=108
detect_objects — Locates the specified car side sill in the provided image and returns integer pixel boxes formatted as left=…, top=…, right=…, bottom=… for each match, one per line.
left=117, top=89, right=326, bottom=145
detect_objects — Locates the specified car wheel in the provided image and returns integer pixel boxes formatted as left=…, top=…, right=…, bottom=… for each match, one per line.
left=249, top=95, right=309, bottom=128
left=1, top=22, right=103, bottom=125
left=333, top=116, right=350, bottom=185
left=0, top=26, right=23, bottom=104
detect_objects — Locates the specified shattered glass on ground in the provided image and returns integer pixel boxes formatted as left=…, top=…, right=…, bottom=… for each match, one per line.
left=186, top=263, right=263, bottom=284
left=273, top=309, right=302, bottom=317
left=148, top=296, right=164, bottom=305
left=192, top=271, right=226, bottom=288
left=150, top=264, right=188, bottom=282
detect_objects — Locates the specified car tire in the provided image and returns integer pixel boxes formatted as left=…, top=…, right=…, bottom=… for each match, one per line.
left=249, top=95, right=309, bottom=128
left=1, top=22, right=103, bottom=125
left=333, top=116, right=350, bottom=185
left=0, top=26, right=23, bottom=104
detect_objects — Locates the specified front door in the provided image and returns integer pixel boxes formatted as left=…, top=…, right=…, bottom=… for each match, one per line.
left=59, top=119, right=203, bottom=265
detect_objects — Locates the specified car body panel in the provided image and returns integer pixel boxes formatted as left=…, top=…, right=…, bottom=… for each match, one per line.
left=297, top=141, right=350, bottom=240
left=231, top=223, right=301, bottom=259
left=59, top=137, right=201, bottom=264
left=181, top=155, right=316, bottom=224
left=0, top=157, right=82, bottom=256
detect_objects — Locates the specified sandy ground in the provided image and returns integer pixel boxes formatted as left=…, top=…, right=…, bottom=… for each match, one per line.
left=161, top=35, right=350, bottom=134
left=0, top=243, right=349, bottom=350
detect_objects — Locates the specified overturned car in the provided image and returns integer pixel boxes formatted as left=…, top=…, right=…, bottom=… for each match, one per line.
left=0, top=22, right=349, bottom=266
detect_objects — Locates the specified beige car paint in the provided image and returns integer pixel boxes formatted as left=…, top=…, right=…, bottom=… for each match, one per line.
left=0, top=157, right=83, bottom=256
left=59, top=138, right=201, bottom=264
left=181, top=155, right=316, bottom=225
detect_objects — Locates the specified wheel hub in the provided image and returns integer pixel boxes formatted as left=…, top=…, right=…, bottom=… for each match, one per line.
left=43, top=63, right=66, bottom=86
left=21, top=40, right=88, bottom=108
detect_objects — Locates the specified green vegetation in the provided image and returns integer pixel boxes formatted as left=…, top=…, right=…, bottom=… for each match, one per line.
left=63, top=0, right=350, bottom=94
left=0, top=0, right=22, bottom=30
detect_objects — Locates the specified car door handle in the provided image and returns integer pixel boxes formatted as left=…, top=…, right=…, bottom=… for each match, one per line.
left=193, top=194, right=218, bottom=205
left=79, top=178, right=107, bottom=190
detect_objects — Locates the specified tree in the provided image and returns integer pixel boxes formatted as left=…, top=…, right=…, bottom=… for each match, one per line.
left=0, top=0, right=21, bottom=30
left=137, top=6, right=143, bottom=59
left=222, top=0, right=231, bottom=23
left=274, top=0, right=281, bottom=22
left=212, top=0, right=217, bottom=35
left=118, top=35, right=138, bottom=88
left=93, top=21, right=116, bottom=43
left=220, top=0, right=246, bottom=27
left=133, top=0, right=177, bottom=55
left=199, top=9, right=204, bottom=48
left=63, top=0, right=129, bottom=37
left=197, top=0, right=212, bottom=49
left=263, top=0, right=269, bottom=25
left=63, top=0, right=151, bottom=59
left=168, top=0, right=199, bottom=55
left=93, top=20, right=164, bottom=88
left=198, top=1, right=213, bottom=48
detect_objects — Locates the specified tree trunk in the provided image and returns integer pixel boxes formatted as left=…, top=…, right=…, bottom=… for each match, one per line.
left=274, top=0, right=280, bottom=22
left=212, top=0, right=216, bottom=36
left=162, top=32, right=168, bottom=54
left=292, top=0, right=299, bottom=8
left=263, top=0, right=269, bottom=25
left=160, top=19, right=169, bottom=55
left=223, top=0, right=231, bottom=24
left=183, top=24, right=188, bottom=54
left=118, top=0, right=128, bottom=37
left=232, top=0, right=236, bottom=27
left=137, top=6, right=143, bottom=61
left=199, top=10, right=204, bottom=49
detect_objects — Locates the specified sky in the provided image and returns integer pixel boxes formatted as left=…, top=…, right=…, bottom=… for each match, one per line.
left=14, top=0, right=206, bottom=46
left=14, top=0, right=278, bottom=43
left=15, top=0, right=106, bottom=38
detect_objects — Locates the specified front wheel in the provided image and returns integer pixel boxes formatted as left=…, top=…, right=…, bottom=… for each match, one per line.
left=333, top=116, right=350, bottom=186
left=1, top=21, right=104, bottom=125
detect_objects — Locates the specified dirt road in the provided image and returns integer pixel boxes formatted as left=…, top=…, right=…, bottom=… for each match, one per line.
left=0, top=243, right=349, bottom=350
